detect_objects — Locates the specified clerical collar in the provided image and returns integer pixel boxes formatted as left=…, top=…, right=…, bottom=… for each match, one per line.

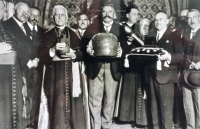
left=103, top=20, right=113, bottom=27
left=126, top=22, right=134, bottom=27
left=27, top=21, right=38, bottom=32
left=191, top=24, right=200, bottom=33
left=12, top=16, right=24, bottom=27
left=56, top=25, right=65, bottom=30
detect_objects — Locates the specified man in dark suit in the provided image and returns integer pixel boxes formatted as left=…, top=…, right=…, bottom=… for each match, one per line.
left=2, top=2, right=37, bottom=127
left=85, top=1, right=122, bottom=129
left=146, top=11, right=183, bottom=129
left=23, top=6, right=45, bottom=128
left=182, top=9, right=200, bottom=129
left=73, top=12, right=90, bottom=39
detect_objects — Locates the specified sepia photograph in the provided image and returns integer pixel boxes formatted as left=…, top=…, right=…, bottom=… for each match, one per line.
left=0, top=0, right=200, bottom=129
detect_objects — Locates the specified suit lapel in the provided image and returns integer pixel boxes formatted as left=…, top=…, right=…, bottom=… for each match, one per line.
left=10, top=18, right=32, bottom=43
left=156, top=28, right=171, bottom=49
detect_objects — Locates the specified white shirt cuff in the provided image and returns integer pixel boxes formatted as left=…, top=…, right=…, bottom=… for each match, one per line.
left=49, top=48, right=55, bottom=57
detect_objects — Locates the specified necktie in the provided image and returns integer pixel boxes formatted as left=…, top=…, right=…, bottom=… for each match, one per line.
left=156, top=32, right=160, bottom=42
left=190, top=32, right=196, bottom=39
left=79, top=31, right=83, bottom=37
left=21, top=24, right=26, bottom=35
left=105, top=26, right=110, bottom=33
left=32, top=26, right=36, bottom=37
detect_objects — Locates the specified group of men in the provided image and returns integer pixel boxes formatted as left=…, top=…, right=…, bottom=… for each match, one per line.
left=0, top=0, right=200, bottom=129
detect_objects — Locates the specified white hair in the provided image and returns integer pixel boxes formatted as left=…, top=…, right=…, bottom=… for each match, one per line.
left=52, top=5, right=68, bottom=19
left=14, top=2, right=29, bottom=10
left=187, top=9, right=200, bottom=16
left=139, top=18, right=151, bottom=26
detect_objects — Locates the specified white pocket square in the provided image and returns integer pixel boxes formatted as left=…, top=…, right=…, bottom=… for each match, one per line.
left=166, top=40, right=169, bottom=43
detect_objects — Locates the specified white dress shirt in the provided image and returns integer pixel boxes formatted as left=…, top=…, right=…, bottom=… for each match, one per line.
left=190, top=24, right=200, bottom=39
left=78, top=29, right=86, bottom=37
left=27, top=22, right=38, bottom=32
left=103, top=20, right=113, bottom=33
left=156, top=27, right=167, bottom=41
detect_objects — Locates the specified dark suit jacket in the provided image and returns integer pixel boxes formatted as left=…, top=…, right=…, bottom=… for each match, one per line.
left=182, top=28, right=200, bottom=70
left=148, top=27, right=183, bottom=84
left=84, top=20, right=122, bottom=81
left=2, top=17, right=33, bottom=67
left=23, top=22, right=45, bottom=59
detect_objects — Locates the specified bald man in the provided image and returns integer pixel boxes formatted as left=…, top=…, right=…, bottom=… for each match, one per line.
left=145, top=11, right=183, bottom=129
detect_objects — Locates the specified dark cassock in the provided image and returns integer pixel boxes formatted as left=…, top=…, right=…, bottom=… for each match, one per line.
left=0, top=23, right=26, bottom=129
left=2, top=16, right=35, bottom=120
left=40, top=26, right=87, bottom=129
left=117, top=22, right=153, bottom=126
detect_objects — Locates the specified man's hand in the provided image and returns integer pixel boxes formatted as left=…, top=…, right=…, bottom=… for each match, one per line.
left=27, top=60, right=34, bottom=69
left=194, top=61, right=200, bottom=70
left=32, top=58, right=39, bottom=68
left=0, top=42, right=13, bottom=54
left=158, top=50, right=171, bottom=61
left=60, top=48, right=76, bottom=59
left=127, top=36, right=134, bottom=42
left=87, top=45, right=94, bottom=56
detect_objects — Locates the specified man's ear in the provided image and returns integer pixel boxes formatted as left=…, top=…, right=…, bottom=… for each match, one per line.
left=166, top=19, right=169, bottom=24
left=126, top=13, right=129, bottom=19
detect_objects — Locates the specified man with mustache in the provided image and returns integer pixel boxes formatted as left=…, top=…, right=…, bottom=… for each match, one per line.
left=182, top=9, right=200, bottom=129
left=145, top=11, right=183, bottom=129
left=84, top=0, right=122, bottom=129
left=73, top=12, right=90, bottom=39
left=23, top=6, right=45, bottom=129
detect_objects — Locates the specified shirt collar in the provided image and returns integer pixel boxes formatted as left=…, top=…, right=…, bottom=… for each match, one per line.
left=103, top=20, right=113, bottom=27
left=126, top=22, right=134, bottom=27
left=78, top=28, right=86, bottom=33
left=12, top=16, right=24, bottom=27
left=191, top=24, right=200, bottom=33
left=157, top=27, right=167, bottom=34
left=27, top=21, right=38, bottom=32
left=56, top=25, right=66, bottom=30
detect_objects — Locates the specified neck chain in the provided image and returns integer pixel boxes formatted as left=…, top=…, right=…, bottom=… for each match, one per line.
left=0, top=23, right=6, bottom=42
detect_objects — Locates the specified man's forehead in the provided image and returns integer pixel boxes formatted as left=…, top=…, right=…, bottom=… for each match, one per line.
left=55, top=8, right=66, bottom=14
left=30, top=8, right=39, bottom=13
left=79, top=15, right=88, bottom=20
left=155, top=13, right=167, bottom=19
left=187, top=11, right=198, bottom=17
left=102, top=6, right=114, bottom=11
left=130, top=8, right=138, bottom=13
left=17, top=3, right=29, bottom=9
left=141, top=20, right=150, bottom=25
